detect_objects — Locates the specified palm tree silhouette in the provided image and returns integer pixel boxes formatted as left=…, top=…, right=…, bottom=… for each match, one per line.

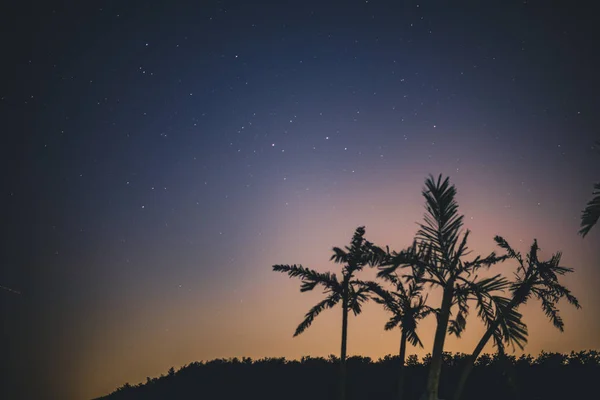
left=379, top=175, right=508, bottom=400
left=452, top=236, right=581, bottom=400
left=272, top=226, right=382, bottom=400
left=368, top=256, right=432, bottom=400
left=579, top=141, right=600, bottom=237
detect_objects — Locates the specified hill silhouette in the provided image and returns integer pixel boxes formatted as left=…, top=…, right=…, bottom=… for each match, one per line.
left=96, top=350, right=599, bottom=400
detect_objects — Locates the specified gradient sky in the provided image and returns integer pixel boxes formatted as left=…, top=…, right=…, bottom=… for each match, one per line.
left=1, top=1, right=599, bottom=399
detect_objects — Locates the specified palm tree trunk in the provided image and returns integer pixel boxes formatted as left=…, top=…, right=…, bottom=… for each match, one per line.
left=452, top=296, right=520, bottom=400
left=340, top=292, right=349, bottom=400
left=397, top=330, right=407, bottom=400
left=421, top=283, right=454, bottom=400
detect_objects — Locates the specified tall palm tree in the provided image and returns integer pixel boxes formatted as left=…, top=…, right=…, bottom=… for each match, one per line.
left=380, top=175, right=509, bottom=400
left=452, top=236, right=581, bottom=400
left=367, top=263, right=432, bottom=400
left=580, top=140, right=600, bottom=237
left=273, top=226, right=382, bottom=400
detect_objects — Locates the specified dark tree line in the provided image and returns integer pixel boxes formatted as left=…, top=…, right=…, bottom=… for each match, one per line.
left=97, top=351, right=600, bottom=400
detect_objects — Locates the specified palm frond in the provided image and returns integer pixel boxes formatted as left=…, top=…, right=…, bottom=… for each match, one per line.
left=462, top=252, right=508, bottom=275
left=549, top=282, right=581, bottom=309
left=495, top=235, right=527, bottom=278
left=416, top=302, right=435, bottom=319
left=273, top=264, right=341, bottom=293
left=417, top=175, right=464, bottom=262
left=457, top=274, right=510, bottom=297
left=492, top=295, right=528, bottom=351
left=370, top=245, right=392, bottom=267
left=378, top=244, right=427, bottom=277
left=380, top=245, right=445, bottom=287
left=406, top=279, right=423, bottom=299
left=538, top=293, right=564, bottom=331
left=364, top=282, right=397, bottom=310
left=369, top=265, right=430, bottom=348
left=526, top=239, right=540, bottom=268
left=448, top=311, right=468, bottom=337
left=294, top=293, right=341, bottom=336
left=450, top=230, right=471, bottom=271
left=476, top=274, right=511, bottom=293
left=385, top=314, right=402, bottom=331
left=475, top=293, right=497, bottom=330
left=453, top=274, right=519, bottom=346
left=580, top=182, right=600, bottom=237
left=494, top=236, right=522, bottom=263
left=330, top=247, right=349, bottom=264
left=448, top=282, right=471, bottom=337
left=405, top=328, right=424, bottom=348
left=347, top=284, right=372, bottom=316
left=495, top=237, right=580, bottom=335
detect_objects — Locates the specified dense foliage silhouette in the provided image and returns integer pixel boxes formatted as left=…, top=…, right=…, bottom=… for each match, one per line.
left=97, top=351, right=600, bottom=400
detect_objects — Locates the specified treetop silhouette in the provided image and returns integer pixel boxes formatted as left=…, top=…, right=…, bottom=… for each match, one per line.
left=377, top=174, right=512, bottom=400
left=452, top=235, right=581, bottom=400
left=273, top=225, right=384, bottom=400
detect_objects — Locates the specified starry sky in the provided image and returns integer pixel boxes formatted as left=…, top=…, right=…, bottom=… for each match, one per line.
left=1, top=1, right=599, bottom=399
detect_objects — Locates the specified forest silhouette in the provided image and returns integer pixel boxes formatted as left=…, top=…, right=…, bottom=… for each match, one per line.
left=99, top=173, right=595, bottom=400
left=98, top=351, right=599, bottom=400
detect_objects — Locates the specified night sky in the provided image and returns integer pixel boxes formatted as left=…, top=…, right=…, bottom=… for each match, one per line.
left=2, top=1, right=599, bottom=399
